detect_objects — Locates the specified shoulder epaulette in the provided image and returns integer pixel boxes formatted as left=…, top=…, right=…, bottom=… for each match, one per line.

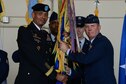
left=19, top=25, right=28, bottom=29
left=23, top=25, right=28, bottom=28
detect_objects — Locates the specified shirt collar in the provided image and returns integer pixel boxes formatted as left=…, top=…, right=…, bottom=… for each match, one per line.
left=79, top=37, right=85, bottom=49
left=33, top=22, right=41, bottom=31
left=90, top=38, right=94, bottom=43
left=50, top=34, right=56, bottom=42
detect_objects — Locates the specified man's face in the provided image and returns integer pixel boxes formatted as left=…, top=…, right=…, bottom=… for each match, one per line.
left=49, top=20, right=59, bottom=36
left=76, top=27, right=85, bottom=39
left=32, top=11, right=48, bottom=27
left=84, top=23, right=101, bottom=40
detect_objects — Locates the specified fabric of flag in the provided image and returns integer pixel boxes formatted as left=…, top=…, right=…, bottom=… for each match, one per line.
left=0, top=2, right=2, bottom=13
left=25, top=0, right=43, bottom=24
left=94, top=0, right=99, bottom=17
left=55, top=0, right=68, bottom=83
left=118, top=14, right=126, bottom=84
left=67, top=0, right=80, bottom=52
left=0, top=0, right=5, bottom=20
left=53, top=0, right=77, bottom=84
left=54, top=0, right=67, bottom=73
left=94, top=7, right=99, bottom=17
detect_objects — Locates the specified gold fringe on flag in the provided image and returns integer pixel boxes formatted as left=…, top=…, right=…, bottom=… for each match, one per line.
left=53, top=0, right=69, bottom=74
left=53, top=0, right=78, bottom=75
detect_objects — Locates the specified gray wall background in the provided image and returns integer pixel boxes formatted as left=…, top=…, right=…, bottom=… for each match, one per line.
left=0, top=0, right=125, bottom=84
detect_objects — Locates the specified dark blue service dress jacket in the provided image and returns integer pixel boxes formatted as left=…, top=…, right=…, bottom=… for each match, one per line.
left=68, top=38, right=90, bottom=84
left=68, top=33, right=116, bottom=84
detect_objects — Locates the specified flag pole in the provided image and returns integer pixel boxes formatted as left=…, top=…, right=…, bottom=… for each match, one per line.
left=125, top=0, right=126, bottom=14
left=50, top=0, right=54, bottom=13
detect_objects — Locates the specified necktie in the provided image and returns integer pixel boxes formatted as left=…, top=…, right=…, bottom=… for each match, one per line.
left=79, top=41, right=81, bottom=49
left=54, top=37, right=57, bottom=42
left=89, top=41, right=92, bottom=50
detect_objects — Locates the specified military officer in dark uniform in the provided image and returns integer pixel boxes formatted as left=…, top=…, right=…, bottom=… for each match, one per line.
left=60, top=14, right=117, bottom=84
left=49, top=11, right=58, bottom=41
left=0, top=50, right=9, bottom=84
left=12, top=12, right=58, bottom=63
left=12, top=12, right=58, bottom=66
left=48, top=11, right=58, bottom=53
left=14, top=3, right=67, bottom=84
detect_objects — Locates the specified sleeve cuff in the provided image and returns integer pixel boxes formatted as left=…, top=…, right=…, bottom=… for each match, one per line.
left=67, top=69, right=72, bottom=76
left=45, top=66, right=54, bottom=76
left=66, top=49, right=70, bottom=55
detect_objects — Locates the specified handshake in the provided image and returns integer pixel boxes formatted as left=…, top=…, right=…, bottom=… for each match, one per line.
left=55, top=41, right=72, bottom=84
left=56, top=66, right=71, bottom=84
left=56, top=73, right=68, bottom=84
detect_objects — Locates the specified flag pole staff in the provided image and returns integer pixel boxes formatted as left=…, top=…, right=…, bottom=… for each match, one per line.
left=95, top=0, right=99, bottom=9
left=125, top=0, right=126, bottom=14
left=50, top=0, right=54, bottom=13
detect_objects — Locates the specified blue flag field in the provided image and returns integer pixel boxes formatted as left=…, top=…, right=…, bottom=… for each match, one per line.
left=118, top=14, right=126, bottom=84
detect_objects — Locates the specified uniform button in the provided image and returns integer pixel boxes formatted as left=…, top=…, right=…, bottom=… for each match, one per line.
left=27, top=72, right=30, bottom=75
left=46, top=51, right=48, bottom=54
left=83, top=71, right=86, bottom=75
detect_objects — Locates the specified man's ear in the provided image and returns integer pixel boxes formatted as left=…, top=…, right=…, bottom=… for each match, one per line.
left=32, top=12, right=35, bottom=18
left=98, top=25, right=101, bottom=30
left=49, top=23, right=51, bottom=27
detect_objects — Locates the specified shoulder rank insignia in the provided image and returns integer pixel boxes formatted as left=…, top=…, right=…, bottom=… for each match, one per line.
left=89, top=44, right=92, bottom=50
